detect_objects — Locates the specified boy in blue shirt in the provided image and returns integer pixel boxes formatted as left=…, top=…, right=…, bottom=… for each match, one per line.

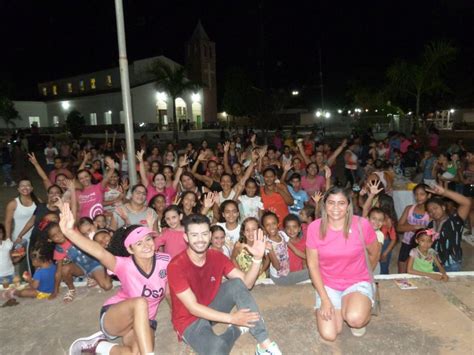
left=287, top=173, right=309, bottom=215
left=2, top=248, right=56, bottom=301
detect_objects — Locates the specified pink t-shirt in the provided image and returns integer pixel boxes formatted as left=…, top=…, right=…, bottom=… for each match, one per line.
left=306, top=217, right=376, bottom=291
left=154, top=229, right=187, bottom=258
left=146, top=186, right=177, bottom=206
left=301, top=175, right=326, bottom=197
left=104, top=252, right=170, bottom=320
left=76, top=184, right=104, bottom=219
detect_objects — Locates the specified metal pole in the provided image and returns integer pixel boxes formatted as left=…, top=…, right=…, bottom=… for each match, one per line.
left=114, top=0, right=137, bottom=185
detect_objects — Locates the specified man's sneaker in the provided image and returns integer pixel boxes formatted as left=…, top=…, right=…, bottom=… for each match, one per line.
left=69, top=331, right=106, bottom=355
left=256, top=341, right=282, bottom=355
left=350, top=326, right=367, bottom=337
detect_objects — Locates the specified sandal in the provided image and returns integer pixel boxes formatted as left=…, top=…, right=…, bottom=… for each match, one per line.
left=1, top=298, right=19, bottom=307
left=86, top=277, right=98, bottom=288
left=63, top=288, right=76, bottom=304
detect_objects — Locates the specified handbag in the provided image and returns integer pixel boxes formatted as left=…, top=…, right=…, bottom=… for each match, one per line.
left=357, top=217, right=381, bottom=316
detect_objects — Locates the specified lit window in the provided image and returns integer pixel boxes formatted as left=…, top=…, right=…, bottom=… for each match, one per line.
left=52, top=85, right=58, bottom=96
left=42, top=87, right=48, bottom=96
left=67, top=83, right=73, bottom=93
left=106, top=75, right=112, bottom=87
left=80, top=81, right=85, bottom=91
left=90, top=78, right=96, bottom=89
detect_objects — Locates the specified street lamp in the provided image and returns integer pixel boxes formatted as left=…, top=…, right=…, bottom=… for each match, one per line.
left=191, top=93, right=201, bottom=103
left=337, top=109, right=342, bottom=114
left=156, top=92, right=167, bottom=101
left=61, top=101, right=70, bottom=110
left=292, top=90, right=299, bottom=96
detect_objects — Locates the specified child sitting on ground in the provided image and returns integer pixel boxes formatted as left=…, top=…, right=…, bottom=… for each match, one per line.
left=281, top=214, right=307, bottom=272
left=231, top=217, right=269, bottom=279
left=407, top=229, right=448, bottom=281
left=2, top=248, right=56, bottom=303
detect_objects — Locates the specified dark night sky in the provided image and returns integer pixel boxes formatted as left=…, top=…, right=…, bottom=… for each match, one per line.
left=1, top=0, right=473, bottom=108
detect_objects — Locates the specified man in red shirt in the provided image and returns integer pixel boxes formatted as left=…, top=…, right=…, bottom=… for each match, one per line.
left=167, top=214, right=281, bottom=355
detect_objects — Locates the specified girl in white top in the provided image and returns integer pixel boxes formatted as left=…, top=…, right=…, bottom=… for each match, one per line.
left=5, top=178, right=38, bottom=243
left=238, top=178, right=264, bottom=220
left=216, top=200, right=241, bottom=253
left=0, top=224, right=15, bottom=283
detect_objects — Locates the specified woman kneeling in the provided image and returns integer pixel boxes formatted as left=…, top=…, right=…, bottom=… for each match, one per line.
left=306, top=186, right=380, bottom=341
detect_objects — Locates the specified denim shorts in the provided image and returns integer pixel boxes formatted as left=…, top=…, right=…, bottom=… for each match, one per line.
left=314, top=281, right=374, bottom=310
left=99, top=304, right=157, bottom=340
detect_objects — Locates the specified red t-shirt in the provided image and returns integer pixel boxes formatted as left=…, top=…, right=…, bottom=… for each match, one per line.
left=260, top=187, right=289, bottom=228
left=288, top=235, right=306, bottom=272
left=167, top=249, right=235, bottom=338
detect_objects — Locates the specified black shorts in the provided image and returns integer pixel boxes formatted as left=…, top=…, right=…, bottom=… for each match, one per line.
left=99, top=304, right=157, bottom=340
left=398, top=242, right=412, bottom=262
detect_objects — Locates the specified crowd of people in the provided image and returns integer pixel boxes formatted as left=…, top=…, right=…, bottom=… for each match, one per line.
left=0, top=127, right=472, bottom=354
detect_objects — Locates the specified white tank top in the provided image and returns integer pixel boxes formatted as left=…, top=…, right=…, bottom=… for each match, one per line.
left=12, top=197, right=36, bottom=242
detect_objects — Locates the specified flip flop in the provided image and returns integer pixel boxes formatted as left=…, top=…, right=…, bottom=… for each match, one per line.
left=2, top=298, right=19, bottom=307
left=63, top=289, right=76, bottom=304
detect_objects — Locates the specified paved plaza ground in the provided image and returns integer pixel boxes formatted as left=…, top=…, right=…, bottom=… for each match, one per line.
left=1, top=276, right=473, bottom=354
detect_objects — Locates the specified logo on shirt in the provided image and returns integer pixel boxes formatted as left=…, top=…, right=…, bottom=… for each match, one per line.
left=159, top=269, right=167, bottom=279
left=141, top=285, right=165, bottom=299
left=210, top=276, right=216, bottom=282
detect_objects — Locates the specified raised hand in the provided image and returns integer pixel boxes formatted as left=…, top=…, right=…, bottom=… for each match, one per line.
left=223, top=141, right=230, bottom=153
left=311, top=191, right=324, bottom=205
left=104, top=156, right=115, bottom=170
left=244, top=228, right=266, bottom=259
left=178, top=154, right=189, bottom=168
left=203, top=192, right=216, bottom=209
left=367, top=179, right=383, bottom=196
left=59, top=202, right=75, bottom=232
left=116, top=207, right=128, bottom=221
left=197, top=151, right=207, bottom=162
left=135, top=149, right=145, bottom=162
left=425, top=183, right=445, bottom=196
left=282, top=160, right=293, bottom=172
left=27, top=152, right=38, bottom=165
left=146, top=209, right=157, bottom=229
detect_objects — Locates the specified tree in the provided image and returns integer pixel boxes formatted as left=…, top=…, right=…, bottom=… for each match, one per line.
left=149, top=60, right=200, bottom=143
left=66, top=110, right=85, bottom=139
left=386, top=40, right=457, bottom=118
left=0, top=97, right=21, bottom=128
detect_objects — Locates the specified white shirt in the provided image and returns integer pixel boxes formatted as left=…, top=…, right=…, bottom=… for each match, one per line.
left=0, top=239, right=14, bottom=277
left=238, top=195, right=263, bottom=220
left=216, top=222, right=241, bottom=253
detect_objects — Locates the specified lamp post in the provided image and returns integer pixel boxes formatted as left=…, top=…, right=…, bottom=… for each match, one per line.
left=114, top=0, right=137, bottom=185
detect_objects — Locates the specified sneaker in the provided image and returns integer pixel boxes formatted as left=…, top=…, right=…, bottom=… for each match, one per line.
left=69, top=331, right=106, bottom=355
left=227, top=324, right=249, bottom=335
left=350, top=326, right=367, bottom=337
left=256, top=341, right=282, bottom=355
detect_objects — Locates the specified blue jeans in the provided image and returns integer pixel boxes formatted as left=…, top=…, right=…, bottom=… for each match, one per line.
left=443, top=262, right=462, bottom=272
left=2, top=164, right=13, bottom=184
left=380, top=239, right=392, bottom=275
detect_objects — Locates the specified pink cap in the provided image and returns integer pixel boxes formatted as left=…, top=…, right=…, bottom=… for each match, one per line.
left=124, top=226, right=159, bottom=248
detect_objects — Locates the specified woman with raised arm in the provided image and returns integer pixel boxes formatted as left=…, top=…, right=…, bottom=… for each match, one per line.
left=306, top=186, right=381, bottom=341
left=136, top=150, right=184, bottom=206
left=424, top=183, right=471, bottom=271
left=58, top=203, right=170, bottom=355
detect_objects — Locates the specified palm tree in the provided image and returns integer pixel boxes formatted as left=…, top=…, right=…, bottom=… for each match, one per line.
left=149, top=60, right=200, bottom=143
left=387, top=41, right=457, bottom=118
left=0, top=97, right=21, bottom=128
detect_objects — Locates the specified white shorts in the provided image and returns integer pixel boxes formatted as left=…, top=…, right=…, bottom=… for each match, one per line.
left=314, top=281, right=374, bottom=310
